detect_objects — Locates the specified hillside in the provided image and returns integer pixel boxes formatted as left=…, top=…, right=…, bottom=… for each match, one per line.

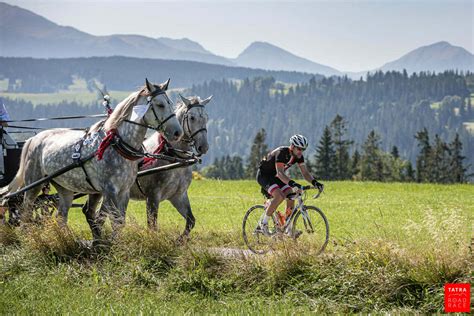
left=234, top=41, right=342, bottom=77
left=0, top=56, right=317, bottom=92
left=0, top=2, right=232, bottom=66
left=380, top=41, right=474, bottom=73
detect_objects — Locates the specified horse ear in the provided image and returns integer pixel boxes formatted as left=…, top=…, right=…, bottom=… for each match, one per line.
left=161, top=78, right=170, bottom=91
left=145, top=78, right=154, bottom=93
left=179, top=94, right=191, bottom=106
left=200, top=95, right=213, bottom=106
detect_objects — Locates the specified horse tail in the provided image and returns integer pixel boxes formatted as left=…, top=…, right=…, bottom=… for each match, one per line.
left=0, top=137, right=32, bottom=197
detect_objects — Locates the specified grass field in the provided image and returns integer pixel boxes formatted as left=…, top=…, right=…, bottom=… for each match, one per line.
left=1, top=180, right=473, bottom=313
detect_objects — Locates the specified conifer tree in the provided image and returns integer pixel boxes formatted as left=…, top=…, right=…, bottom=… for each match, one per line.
left=415, top=128, right=432, bottom=182
left=314, top=126, right=336, bottom=180
left=431, top=134, right=451, bottom=183
left=245, top=129, right=268, bottom=179
left=448, top=133, right=469, bottom=183
left=350, top=149, right=361, bottom=179
left=330, top=114, right=353, bottom=180
left=391, top=146, right=399, bottom=159
left=360, top=130, right=383, bottom=181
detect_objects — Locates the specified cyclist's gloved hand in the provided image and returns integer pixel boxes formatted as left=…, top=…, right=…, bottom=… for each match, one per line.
left=312, top=179, right=324, bottom=192
left=288, top=180, right=302, bottom=189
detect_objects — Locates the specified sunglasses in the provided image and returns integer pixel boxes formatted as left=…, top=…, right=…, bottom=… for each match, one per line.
left=295, top=146, right=306, bottom=152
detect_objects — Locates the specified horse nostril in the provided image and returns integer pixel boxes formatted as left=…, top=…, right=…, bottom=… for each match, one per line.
left=198, top=146, right=202, bottom=152
left=174, top=131, right=180, bottom=138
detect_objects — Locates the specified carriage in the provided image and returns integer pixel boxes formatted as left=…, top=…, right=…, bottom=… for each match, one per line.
left=0, top=127, right=62, bottom=222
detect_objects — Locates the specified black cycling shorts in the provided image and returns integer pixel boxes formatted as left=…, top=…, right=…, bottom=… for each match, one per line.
left=256, top=169, right=292, bottom=196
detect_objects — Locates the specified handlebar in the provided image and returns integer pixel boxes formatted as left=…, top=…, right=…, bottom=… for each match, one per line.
left=289, top=185, right=324, bottom=199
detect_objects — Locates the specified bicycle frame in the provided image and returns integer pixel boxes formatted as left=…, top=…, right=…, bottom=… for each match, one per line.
left=269, top=186, right=321, bottom=234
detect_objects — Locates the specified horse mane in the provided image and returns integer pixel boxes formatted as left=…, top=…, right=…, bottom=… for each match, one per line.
left=90, top=89, right=145, bottom=133
left=104, top=89, right=145, bottom=131
left=90, top=83, right=167, bottom=133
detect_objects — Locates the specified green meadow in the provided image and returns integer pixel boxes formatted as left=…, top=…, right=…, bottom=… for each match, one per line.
left=1, top=180, right=473, bottom=314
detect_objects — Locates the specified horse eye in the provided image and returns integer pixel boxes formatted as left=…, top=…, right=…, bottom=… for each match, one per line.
left=158, top=103, right=165, bottom=108
left=190, top=116, right=195, bottom=121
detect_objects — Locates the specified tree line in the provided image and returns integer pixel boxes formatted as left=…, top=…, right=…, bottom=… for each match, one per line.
left=191, top=71, right=473, bottom=169
left=201, top=115, right=471, bottom=183
left=2, top=69, right=473, bottom=179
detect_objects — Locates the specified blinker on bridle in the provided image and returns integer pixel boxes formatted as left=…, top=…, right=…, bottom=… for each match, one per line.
left=125, top=89, right=176, bottom=132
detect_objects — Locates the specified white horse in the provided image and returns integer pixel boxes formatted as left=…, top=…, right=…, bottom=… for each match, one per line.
left=1, top=79, right=183, bottom=239
left=129, top=95, right=211, bottom=237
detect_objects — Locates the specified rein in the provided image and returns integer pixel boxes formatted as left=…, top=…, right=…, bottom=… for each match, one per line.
left=96, top=89, right=175, bottom=161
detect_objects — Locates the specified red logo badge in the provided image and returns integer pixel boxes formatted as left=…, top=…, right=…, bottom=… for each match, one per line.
left=444, top=283, right=470, bottom=313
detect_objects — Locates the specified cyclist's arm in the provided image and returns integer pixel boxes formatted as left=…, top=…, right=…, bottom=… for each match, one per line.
left=298, top=163, right=315, bottom=183
left=275, top=162, right=291, bottom=184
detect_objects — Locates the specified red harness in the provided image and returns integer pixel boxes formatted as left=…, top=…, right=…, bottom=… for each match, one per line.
left=141, top=133, right=169, bottom=168
left=96, top=129, right=144, bottom=161
left=96, top=129, right=117, bottom=160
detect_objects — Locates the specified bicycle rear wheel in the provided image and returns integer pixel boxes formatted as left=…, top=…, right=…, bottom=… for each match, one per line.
left=242, top=205, right=278, bottom=254
left=292, top=205, right=329, bottom=254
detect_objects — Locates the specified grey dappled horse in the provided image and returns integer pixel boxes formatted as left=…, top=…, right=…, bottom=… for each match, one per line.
left=89, top=95, right=211, bottom=237
left=128, top=95, right=212, bottom=237
left=1, top=79, right=183, bottom=239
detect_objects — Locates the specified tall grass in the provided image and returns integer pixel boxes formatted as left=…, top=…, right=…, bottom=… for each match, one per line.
left=1, top=181, right=472, bottom=313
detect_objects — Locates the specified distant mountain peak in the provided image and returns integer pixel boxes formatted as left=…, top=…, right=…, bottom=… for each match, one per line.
left=0, top=1, right=232, bottom=65
left=238, top=41, right=299, bottom=57
left=235, top=41, right=341, bottom=76
left=379, top=40, right=474, bottom=73
left=156, top=37, right=212, bottom=55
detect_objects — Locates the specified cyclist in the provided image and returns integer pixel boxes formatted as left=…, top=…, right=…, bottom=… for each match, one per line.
left=256, top=134, right=324, bottom=235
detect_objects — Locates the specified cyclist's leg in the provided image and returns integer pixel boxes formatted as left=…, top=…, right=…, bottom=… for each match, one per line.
left=265, top=188, right=285, bottom=217
left=280, top=184, right=294, bottom=216
left=256, top=170, right=285, bottom=221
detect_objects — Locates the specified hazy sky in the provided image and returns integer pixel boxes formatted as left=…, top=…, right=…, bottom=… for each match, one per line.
left=4, top=0, right=473, bottom=72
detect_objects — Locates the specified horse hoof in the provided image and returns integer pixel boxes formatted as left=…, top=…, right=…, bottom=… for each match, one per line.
left=92, top=238, right=112, bottom=251
left=176, top=234, right=190, bottom=245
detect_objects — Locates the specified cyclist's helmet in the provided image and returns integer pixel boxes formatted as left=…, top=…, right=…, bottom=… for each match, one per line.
left=289, top=134, right=308, bottom=149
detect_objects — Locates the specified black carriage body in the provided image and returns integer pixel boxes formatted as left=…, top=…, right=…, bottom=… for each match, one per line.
left=1, top=147, right=23, bottom=187
left=1, top=129, right=24, bottom=187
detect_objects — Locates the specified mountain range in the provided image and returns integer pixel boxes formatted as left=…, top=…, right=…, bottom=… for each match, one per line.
left=1, top=1, right=473, bottom=77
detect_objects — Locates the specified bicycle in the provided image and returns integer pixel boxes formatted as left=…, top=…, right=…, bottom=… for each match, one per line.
left=242, top=186, right=329, bottom=254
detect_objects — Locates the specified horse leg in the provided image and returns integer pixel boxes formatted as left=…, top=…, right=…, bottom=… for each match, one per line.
left=101, top=191, right=129, bottom=239
left=146, top=193, right=160, bottom=231
left=21, top=161, right=43, bottom=222
left=169, top=192, right=195, bottom=237
left=82, top=194, right=102, bottom=240
left=52, top=183, right=74, bottom=226
left=22, top=187, right=42, bottom=222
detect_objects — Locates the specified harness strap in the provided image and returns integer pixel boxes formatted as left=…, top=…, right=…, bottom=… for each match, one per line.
left=135, top=178, right=146, bottom=196
left=112, top=136, right=145, bottom=161
left=72, top=131, right=99, bottom=192
left=181, top=103, right=207, bottom=145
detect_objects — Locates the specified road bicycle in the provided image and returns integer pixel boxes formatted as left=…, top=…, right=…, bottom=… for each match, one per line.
left=242, top=186, right=329, bottom=254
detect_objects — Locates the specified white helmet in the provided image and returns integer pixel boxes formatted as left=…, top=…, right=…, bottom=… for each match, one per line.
left=289, top=134, right=308, bottom=149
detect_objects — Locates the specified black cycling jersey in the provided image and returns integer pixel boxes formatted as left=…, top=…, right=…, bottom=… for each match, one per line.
left=259, top=146, right=304, bottom=175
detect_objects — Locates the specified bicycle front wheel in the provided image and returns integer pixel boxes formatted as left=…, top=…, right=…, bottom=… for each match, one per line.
left=292, top=205, right=329, bottom=254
